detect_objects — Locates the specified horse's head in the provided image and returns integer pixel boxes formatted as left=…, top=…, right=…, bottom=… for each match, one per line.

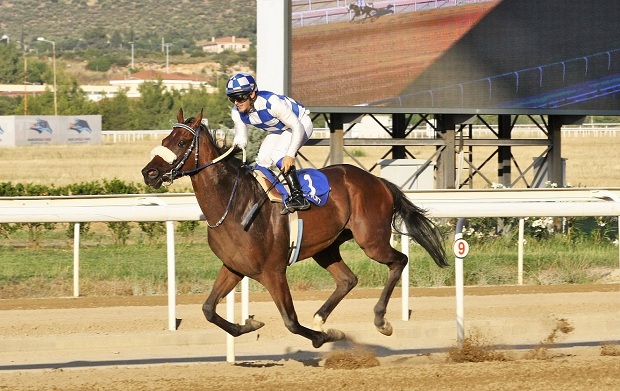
left=142, top=108, right=214, bottom=189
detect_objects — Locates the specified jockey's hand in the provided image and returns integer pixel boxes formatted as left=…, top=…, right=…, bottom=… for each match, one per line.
left=232, top=136, right=247, bottom=149
left=281, top=156, right=295, bottom=174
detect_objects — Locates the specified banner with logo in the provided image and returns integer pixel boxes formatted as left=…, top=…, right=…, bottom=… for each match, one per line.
left=0, top=116, right=102, bottom=146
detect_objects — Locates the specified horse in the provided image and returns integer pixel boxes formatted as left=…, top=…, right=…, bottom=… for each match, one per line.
left=348, top=3, right=376, bottom=22
left=141, top=109, right=448, bottom=348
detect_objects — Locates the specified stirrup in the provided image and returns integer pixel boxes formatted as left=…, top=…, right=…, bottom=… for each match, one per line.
left=281, top=198, right=310, bottom=215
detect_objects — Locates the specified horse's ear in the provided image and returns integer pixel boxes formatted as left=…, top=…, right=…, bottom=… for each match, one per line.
left=189, top=110, right=203, bottom=129
left=177, top=108, right=184, bottom=123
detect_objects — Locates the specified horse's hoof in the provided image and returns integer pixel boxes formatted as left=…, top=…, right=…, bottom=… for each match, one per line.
left=326, top=328, right=346, bottom=342
left=242, top=318, right=265, bottom=333
left=311, top=328, right=346, bottom=348
left=376, top=321, right=393, bottom=336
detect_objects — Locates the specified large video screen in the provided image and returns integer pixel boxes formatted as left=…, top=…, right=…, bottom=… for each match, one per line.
left=290, top=0, right=620, bottom=115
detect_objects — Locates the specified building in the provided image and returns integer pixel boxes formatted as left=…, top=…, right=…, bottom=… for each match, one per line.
left=109, top=70, right=216, bottom=98
left=0, top=84, right=117, bottom=102
left=0, top=70, right=216, bottom=103
left=199, top=36, right=251, bottom=54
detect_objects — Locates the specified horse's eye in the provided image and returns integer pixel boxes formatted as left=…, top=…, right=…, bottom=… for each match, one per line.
left=178, top=140, right=187, bottom=148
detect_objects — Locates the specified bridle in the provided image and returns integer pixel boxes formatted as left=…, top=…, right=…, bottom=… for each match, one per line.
left=154, top=122, right=234, bottom=185
left=150, top=121, right=241, bottom=228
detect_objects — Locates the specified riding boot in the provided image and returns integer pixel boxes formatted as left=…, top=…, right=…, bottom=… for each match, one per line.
left=281, top=167, right=310, bottom=215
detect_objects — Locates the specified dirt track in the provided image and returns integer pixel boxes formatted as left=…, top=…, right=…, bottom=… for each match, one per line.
left=1, top=284, right=618, bottom=390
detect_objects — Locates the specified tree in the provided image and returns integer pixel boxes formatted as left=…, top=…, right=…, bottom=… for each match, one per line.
left=0, top=96, right=20, bottom=115
left=58, top=79, right=99, bottom=115
left=98, top=90, right=134, bottom=130
left=0, top=43, right=21, bottom=84
left=131, top=81, right=175, bottom=129
left=82, top=27, right=109, bottom=50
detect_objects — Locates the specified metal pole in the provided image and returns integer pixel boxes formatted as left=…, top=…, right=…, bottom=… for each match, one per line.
left=226, top=289, right=235, bottom=362
left=129, top=42, right=134, bottom=69
left=518, top=218, right=525, bottom=285
left=241, top=276, right=249, bottom=322
left=52, top=41, right=57, bottom=115
left=454, top=217, right=469, bottom=347
left=37, top=37, right=57, bottom=115
left=166, top=220, right=176, bottom=331
left=401, top=222, right=410, bottom=321
left=73, top=222, right=80, bottom=297
left=165, top=43, right=171, bottom=73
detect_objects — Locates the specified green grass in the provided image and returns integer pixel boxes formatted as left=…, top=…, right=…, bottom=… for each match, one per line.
left=0, top=222, right=618, bottom=299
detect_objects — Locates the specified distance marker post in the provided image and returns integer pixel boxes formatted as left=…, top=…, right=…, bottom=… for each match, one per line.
left=454, top=218, right=469, bottom=347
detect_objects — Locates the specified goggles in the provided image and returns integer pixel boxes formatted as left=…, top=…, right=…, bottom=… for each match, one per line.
left=228, top=93, right=251, bottom=104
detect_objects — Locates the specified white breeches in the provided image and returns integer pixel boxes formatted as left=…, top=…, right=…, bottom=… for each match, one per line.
left=255, top=115, right=313, bottom=169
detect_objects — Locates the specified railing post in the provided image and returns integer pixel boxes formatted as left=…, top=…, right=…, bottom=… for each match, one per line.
left=401, top=222, right=410, bottom=321
left=454, top=218, right=470, bottom=347
left=518, top=218, right=525, bottom=285
left=166, top=220, right=177, bottom=331
left=226, top=289, right=235, bottom=362
left=73, top=222, right=80, bottom=297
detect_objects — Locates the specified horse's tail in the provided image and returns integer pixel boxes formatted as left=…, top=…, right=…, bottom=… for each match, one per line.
left=381, top=179, right=449, bottom=268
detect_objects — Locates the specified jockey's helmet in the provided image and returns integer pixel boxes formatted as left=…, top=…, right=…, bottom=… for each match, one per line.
left=226, top=73, right=257, bottom=96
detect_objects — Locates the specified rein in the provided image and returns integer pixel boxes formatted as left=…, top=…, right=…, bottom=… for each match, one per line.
left=159, top=121, right=243, bottom=229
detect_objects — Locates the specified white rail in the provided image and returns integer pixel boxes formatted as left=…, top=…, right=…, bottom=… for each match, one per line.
left=1, top=188, right=619, bottom=360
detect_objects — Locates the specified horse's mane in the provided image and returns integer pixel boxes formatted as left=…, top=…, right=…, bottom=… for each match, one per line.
left=185, top=116, right=247, bottom=170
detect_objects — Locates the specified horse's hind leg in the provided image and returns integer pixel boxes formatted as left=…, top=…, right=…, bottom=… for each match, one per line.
left=202, top=265, right=264, bottom=336
left=311, top=244, right=358, bottom=331
left=261, top=270, right=345, bottom=348
left=366, top=246, right=408, bottom=336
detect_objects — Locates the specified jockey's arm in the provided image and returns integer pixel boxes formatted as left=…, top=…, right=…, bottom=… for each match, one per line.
left=231, top=109, right=248, bottom=149
left=270, top=98, right=306, bottom=159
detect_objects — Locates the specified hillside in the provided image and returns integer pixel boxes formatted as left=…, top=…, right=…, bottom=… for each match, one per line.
left=0, top=0, right=256, bottom=48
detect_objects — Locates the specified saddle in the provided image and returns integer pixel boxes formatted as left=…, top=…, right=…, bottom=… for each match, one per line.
left=252, top=166, right=331, bottom=207
left=252, top=166, right=331, bottom=266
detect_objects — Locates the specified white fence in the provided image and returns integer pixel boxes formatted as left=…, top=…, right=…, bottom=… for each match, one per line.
left=291, top=0, right=496, bottom=27
left=1, top=189, right=619, bottom=360
left=101, top=123, right=620, bottom=144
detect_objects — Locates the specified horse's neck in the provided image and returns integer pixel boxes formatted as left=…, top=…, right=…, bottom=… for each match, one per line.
left=196, top=137, right=227, bottom=176
left=191, top=139, right=247, bottom=209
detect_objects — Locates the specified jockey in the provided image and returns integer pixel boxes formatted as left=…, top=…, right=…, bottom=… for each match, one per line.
left=226, top=72, right=313, bottom=215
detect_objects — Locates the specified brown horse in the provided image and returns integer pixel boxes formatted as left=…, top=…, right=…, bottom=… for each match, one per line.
left=141, top=109, right=448, bottom=348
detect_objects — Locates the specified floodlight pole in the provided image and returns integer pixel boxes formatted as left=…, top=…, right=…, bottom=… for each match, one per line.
left=165, top=43, right=172, bottom=73
left=37, top=37, right=57, bottom=115
left=17, top=40, right=28, bottom=114
left=129, top=42, right=135, bottom=69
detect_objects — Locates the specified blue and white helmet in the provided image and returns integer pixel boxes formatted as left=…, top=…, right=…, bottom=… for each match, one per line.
left=226, top=73, right=257, bottom=96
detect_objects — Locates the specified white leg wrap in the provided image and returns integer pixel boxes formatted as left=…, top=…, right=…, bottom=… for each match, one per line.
left=312, top=314, right=325, bottom=331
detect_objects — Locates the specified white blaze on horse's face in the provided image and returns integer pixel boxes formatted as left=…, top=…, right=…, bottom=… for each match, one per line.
left=149, top=145, right=177, bottom=164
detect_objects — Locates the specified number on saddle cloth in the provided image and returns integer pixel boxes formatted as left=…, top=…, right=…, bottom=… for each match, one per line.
left=253, top=166, right=331, bottom=207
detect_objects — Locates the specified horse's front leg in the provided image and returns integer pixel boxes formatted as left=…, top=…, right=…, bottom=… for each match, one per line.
left=202, top=265, right=264, bottom=336
left=262, top=271, right=345, bottom=348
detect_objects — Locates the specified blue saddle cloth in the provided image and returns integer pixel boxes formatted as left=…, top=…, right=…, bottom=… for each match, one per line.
left=254, top=166, right=331, bottom=206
